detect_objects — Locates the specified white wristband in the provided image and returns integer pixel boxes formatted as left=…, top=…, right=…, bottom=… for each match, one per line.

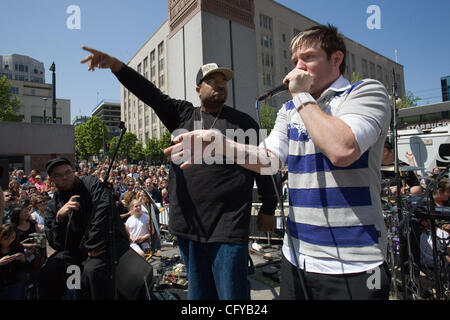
left=293, top=92, right=316, bottom=111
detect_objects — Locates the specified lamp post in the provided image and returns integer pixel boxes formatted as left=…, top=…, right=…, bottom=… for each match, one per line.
left=42, top=97, right=48, bottom=124
left=49, top=62, right=56, bottom=124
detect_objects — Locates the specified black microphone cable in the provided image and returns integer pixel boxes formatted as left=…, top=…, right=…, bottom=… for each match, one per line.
left=254, top=96, right=310, bottom=300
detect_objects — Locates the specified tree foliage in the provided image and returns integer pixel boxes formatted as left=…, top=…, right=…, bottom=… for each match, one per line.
left=399, top=90, right=420, bottom=109
left=259, top=104, right=276, bottom=136
left=74, top=116, right=108, bottom=160
left=144, top=129, right=172, bottom=164
left=0, top=76, right=22, bottom=122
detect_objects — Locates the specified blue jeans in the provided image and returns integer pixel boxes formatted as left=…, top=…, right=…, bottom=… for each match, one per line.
left=177, top=237, right=250, bottom=300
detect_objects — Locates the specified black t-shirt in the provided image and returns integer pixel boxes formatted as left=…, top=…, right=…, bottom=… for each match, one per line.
left=0, top=244, right=25, bottom=288
left=114, top=64, right=277, bottom=244
left=15, top=220, right=37, bottom=243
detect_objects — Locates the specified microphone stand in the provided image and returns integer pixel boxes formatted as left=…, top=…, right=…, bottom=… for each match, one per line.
left=391, top=70, right=407, bottom=299
left=103, top=121, right=126, bottom=300
left=398, top=165, right=449, bottom=299
left=255, top=99, right=309, bottom=300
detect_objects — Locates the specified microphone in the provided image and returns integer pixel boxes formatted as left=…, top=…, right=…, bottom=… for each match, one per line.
left=257, top=83, right=288, bottom=101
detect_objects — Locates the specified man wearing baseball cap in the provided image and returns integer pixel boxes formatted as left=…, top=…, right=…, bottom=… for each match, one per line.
left=38, top=157, right=129, bottom=299
left=81, top=47, right=278, bottom=300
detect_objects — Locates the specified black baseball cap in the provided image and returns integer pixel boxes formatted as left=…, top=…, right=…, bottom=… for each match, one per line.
left=196, top=63, right=233, bottom=86
left=45, top=157, right=72, bottom=175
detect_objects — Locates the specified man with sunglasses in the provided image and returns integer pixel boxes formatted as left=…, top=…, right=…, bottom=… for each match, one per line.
left=38, top=157, right=129, bottom=300
left=2, top=190, right=17, bottom=224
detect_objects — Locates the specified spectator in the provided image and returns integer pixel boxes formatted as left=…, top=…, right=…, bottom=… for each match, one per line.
left=0, top=188, right=4, bottom=224
left=161, top=188, right=169, bottom=207
left=144, top=178, right=162, bottom=204
left=2, top=190, right=17, bottom=224
left=382, top=140, right=423, bottom=195
left=120, top=177, right=135, bottom=201
left=14, top=170, right=29, bottom=186
left=30, top=195, right=46, bottom=228
left=0, top=223, right=26, bottom=300
left=28, top=170, right=38, bottom=185
left=125, top=200, right=150, bottom=257
left=34, top=175, right=47, bottom=194
left=119, top=191, right=136, bottom=221
left=137, top=190, right=160, bottom=252
left=9, top=180, right=21, bottom=199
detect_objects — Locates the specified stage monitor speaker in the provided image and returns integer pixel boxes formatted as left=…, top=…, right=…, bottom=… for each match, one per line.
left=0, top=160, right=8, bottom=190
left=115, top=248, right=153, bottom=300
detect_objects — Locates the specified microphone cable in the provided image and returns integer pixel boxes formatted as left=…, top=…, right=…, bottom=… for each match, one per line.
left=254, top=98, right=310, bottom=300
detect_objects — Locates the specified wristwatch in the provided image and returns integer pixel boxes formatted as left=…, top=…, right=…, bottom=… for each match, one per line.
left=294, top=92, right=316, bottom=111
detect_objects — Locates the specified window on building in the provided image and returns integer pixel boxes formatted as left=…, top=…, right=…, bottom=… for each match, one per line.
left=282, top=34, right=286, bottom=42
left=159, top=74, right=165, bottom=87
left=11, top=87, right=19, bottom=95
left=369, top=62, right=375, bottom=79
left=150, top=50, right=155, bottom=62
left=158, top=41, right=164, bottom=55
left=361, top=59, right=368, bottom=78
left=151, top=65, right=156, bottom=79
left=260, top=14, right=272, bottom=30
left=159, top=58, right=164, bottom=70
left=143, top=57, right=148, bottom=70
left=137, top=63, right=142, bottom=74
left=377, top=65, right=383, bottom=82
left=31, top=116, right=43, bottom=124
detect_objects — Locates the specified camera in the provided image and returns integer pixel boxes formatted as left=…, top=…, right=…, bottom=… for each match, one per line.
left=21, top=233, right=46, bottom=249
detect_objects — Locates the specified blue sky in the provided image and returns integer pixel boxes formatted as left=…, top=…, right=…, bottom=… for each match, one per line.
left=1, top=0, right=449, bottom=122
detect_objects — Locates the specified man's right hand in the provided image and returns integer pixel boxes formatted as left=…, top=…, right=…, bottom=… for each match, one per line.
left=80, top=46, right=123, bottom=73
left=56, top=195, right=80, bottom=222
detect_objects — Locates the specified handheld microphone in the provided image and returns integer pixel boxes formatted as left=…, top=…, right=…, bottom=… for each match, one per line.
left=257, top=83, right=288, bottom=101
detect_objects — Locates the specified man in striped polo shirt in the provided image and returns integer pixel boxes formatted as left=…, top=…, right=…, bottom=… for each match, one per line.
left=166, top=24, right=391, bottom=300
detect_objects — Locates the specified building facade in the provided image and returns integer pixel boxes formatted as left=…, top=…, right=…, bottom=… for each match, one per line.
left=2, top=54, right=71, bottom=124
left=441, top=75, right=450, bottom=102
left=121, top=0, right=405, bottom=142
left=91, top=100, right=122, bottom=140
left=0, top=54, right=45, bottom=83
left=72, top=115, right=90, bottom=127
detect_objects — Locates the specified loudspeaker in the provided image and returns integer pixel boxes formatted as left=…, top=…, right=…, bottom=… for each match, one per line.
left=115, top=248, right=153, bottom=300
left=0, top=160, right=8, bottom=190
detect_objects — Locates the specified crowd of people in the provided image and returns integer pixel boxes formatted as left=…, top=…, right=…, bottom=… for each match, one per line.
left=0, top=159, right=171, bottom=299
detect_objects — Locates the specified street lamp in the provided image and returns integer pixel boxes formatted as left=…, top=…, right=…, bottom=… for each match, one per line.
left=49, top=62, right=56, bottom=124
left=42, top=97, right=48, bottom=124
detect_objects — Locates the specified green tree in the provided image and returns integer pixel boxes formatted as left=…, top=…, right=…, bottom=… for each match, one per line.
left=130, top=142, right=145, bottom=162
left=75, top=123, right=90, bottom=160
left=119, top=132, right=138, bottom=160
left=0, top=76, right=22, bottom=122
left=144, top=137, right=161, bottom=163
left=158, top=129, right=172, bottom=152
left=74, top=116, right=109, bottom=160
left=144, top=130, right=172, bottom=164
left=259, top=104, right=276, bottom=136
left=399, top=90, right=420, bottom=109
left=351, top=72, right=362, bottom=84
